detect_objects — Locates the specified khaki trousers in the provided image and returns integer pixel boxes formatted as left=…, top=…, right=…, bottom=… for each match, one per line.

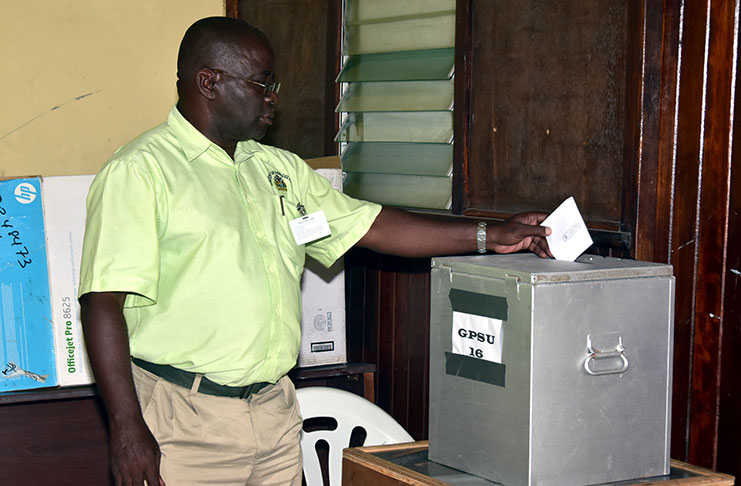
left=132, top=363, right=303, bottom=486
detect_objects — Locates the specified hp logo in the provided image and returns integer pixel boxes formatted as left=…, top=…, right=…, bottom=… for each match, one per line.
left=14, top=182, right=37, bottom=204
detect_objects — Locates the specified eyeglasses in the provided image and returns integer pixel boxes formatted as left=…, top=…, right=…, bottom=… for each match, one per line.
left=208, top=68, right=280, bottom=95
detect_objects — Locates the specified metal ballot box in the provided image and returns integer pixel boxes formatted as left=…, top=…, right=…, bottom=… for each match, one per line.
left=428, top=254, right=674, bottom=486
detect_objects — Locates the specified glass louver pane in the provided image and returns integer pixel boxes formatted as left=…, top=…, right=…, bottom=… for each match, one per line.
left=345, top=0, right=455, bottom=22
left=337, top=48, right=454, bottom=82
left=344, top=172, right=452, bottom=210
left=335, top=112, right=453, bottom=143
left=342, top=142, right=452, bottom=176
left=336, top=79, right=454, bottom=112
left=344, top=14, right=455, bottom=55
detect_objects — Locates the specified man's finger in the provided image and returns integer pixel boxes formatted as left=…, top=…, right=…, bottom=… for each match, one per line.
left=529, top=237, right=552, bottom=259
left=145, top=461, right=164, bottom=486
left=517, top=222, right=550, bottom=240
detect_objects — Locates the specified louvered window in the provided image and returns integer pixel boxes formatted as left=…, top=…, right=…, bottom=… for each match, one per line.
left=337, top=0, right=455, bottom=210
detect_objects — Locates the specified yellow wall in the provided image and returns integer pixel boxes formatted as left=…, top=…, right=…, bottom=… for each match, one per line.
left=1, top=1, right=225, bottom=177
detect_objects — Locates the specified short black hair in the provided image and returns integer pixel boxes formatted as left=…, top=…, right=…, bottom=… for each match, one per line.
left=176, top=17, right=269, bottom=83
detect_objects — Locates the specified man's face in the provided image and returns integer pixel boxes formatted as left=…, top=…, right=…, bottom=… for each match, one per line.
left=210, top=37, right=278, bottom=142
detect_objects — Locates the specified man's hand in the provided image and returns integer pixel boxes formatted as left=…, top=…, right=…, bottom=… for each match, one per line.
left=489, top=212, right=553, bottom=258
left=109, top=419, right=166, bottom=486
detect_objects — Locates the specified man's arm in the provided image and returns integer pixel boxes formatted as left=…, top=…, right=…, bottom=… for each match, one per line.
left=80, top=292, right=165, bottom=486
left=357, top=207, right=552, bottom=258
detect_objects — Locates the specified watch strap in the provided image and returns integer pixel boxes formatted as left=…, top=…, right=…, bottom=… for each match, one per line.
left=476, top=222, right=487, bottom=254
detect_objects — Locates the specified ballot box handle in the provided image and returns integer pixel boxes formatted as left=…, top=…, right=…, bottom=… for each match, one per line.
left=583, top=335, right=630, bottom=376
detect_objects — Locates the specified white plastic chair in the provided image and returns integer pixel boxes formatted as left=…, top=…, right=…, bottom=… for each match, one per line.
left=295, top=386, right=414, bottom=486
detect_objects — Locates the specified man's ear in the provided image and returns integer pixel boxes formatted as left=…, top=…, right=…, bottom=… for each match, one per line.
left=195, top=68, right=218, bottom=100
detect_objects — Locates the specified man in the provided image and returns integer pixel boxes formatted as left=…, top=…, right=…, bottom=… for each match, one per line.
left=79, top=16, right=551, bottom=486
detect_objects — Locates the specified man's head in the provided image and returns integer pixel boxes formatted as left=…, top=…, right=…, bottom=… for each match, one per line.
left=176, top=17, right=278, bottom=148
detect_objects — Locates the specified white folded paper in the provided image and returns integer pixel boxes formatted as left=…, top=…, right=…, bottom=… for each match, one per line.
left=541, top=196, right=593, bottom=261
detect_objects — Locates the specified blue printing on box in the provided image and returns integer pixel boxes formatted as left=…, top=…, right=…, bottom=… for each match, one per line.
left=0, top=177, right=57, bottom=391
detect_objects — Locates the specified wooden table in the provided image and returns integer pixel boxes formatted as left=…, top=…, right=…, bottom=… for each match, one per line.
left=343, top=441, right=735, bottom=486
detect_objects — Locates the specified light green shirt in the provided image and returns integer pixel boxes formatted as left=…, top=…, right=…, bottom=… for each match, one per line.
left=79, top=107, right=381, bottom=386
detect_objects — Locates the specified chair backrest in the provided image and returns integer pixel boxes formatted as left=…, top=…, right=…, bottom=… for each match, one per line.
left=295, top=386, right=413, bottom=486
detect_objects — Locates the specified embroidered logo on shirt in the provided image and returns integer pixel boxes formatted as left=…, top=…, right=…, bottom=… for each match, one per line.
left=267, top=171, right=290, bottom=192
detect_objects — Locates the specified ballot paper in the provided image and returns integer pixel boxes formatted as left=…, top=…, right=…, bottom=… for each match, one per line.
left=541, top=196, right=593, bottom=261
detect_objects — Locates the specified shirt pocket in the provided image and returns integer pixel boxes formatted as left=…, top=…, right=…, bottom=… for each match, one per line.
left=271, top=195, right=306, bottom=273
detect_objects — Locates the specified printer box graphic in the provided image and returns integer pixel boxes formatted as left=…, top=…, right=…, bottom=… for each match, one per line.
left=0, top=177, right=58, bottom=392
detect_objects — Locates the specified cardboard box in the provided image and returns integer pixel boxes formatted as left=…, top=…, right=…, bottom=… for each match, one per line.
left=298, top=156, right=347, bottom=367
left=43, top=175, right=96, bottom=386
left=299, top=258, right=346, bottom=367
left=0, top=177, right=58, bottom=392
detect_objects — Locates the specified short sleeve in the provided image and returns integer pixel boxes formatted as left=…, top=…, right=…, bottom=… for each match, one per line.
left=78, top=159, right=162, bottom=307
left=299, top=163, right=381, bottom=268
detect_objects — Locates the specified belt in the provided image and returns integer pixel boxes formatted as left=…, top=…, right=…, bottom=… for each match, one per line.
left=132, top=358, right=269, bottom=399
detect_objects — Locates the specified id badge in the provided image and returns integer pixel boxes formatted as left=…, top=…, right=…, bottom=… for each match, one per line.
left=289, top=210, right=331, bottom=245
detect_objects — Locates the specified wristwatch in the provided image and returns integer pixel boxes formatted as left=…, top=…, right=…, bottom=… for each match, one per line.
left=476, top=222, right=487, bottom=254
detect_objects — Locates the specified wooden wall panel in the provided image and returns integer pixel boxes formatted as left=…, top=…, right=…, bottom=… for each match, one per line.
left=621, top=0, right=645, bottom=243
left=629, top=0, right=668, bottom=254
left=643, top=0, right=687, bottom=459
left=688, top=0, right=736, bottom=469
left=646, top=0, right=682, bottom=264
left=0, top=396, right=112, bottom=485
left=237, top=0, right=340, bottom=159
left=640, top=0, right=740, bottom=477
left=718, top=61, right=741, bottom=473
left=463, top=0, right=628, bottom=225
left=662, top=0, right=707, bottom=462
left=345, top=250, right=430, bottom=441
left=376, top=270, right=397, bottom=415
left=452, top=0, right=471, bottom=215
left=389, top=272, right=411, bottom=426
left=405, top=270, right=431, bottom=440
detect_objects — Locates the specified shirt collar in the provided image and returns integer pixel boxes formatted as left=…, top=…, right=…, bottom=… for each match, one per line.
left=235, top=139, right=261, bottom=161
left=167, top=106, right=214, bottom=162
left=167, top=106, right=262, bottom=163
